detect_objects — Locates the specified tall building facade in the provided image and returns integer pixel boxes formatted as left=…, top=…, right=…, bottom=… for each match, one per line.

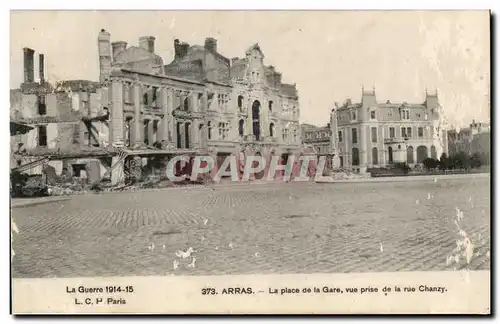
left=332, top=88, right=448, bottom=173
left=11, top=30, right=302, bottom=184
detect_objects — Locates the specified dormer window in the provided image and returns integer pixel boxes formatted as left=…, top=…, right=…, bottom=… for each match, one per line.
left=400, top=109, right=410, bottom=120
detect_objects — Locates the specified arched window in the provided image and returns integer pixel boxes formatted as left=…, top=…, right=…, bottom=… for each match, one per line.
left=238, top=119, right=244, bottom=137
left=407, top=146, right=414, bottom=164
left=417, top=146, right=428, bottom=163
left=269, top=122, right=275, bottom=137
left=372, top=147, right=378, bottom=165
left=431, top=145, right=437, bottom=159
left=252, top=101, right=261, bottom=141
left=269, top=101, right=273, bottom=112
left=238, top=95, right=244, bottom=110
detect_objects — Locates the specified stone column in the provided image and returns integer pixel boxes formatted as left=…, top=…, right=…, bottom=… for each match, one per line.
left=190, top=92, right=197, bottom=112
left=167, top=88, right=176, bottom=144
left=110, top=79, right=124, bottom=147
left=330, top=108, right=340, bottom=168
left=158, top=87, right=169, bottom=143
left=191, top=120, right=200, bottom=149
left=133, top=82, right=142, bottom=146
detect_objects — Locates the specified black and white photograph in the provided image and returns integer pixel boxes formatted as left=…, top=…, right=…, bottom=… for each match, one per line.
left=9, top=10, right=491, bottom=314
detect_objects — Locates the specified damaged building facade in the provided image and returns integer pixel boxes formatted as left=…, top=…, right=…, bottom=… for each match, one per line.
left=10, top=47, right=112, bottom=185
left=10, top=29, right=302, bottom=186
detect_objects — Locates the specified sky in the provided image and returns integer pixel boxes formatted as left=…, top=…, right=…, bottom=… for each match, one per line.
left=10, top=10, right=490, bottom=127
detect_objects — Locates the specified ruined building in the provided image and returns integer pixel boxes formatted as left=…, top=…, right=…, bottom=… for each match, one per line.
left=10, top=30, right=302, bottom=185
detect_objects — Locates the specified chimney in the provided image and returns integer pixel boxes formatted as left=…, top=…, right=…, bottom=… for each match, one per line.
left=111, top=41, right=128, bottom=59
left=98, top=29, right=112, bottom=83
left=204, top=37, right=217, bottom=53
left=174, top=39, right=190, bottom=60
left=23, top=47, right=35, bottom=83
left=180, top=43, right=189, bottom=57
left=174, top=39, right=181, bottom=60
left=39, top=53, right=45, bottom=84
left=139, top=36, right=155, bottom=53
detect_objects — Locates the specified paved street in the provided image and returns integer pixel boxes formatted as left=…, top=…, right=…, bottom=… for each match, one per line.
left=11, top=176, right=490, bottom=278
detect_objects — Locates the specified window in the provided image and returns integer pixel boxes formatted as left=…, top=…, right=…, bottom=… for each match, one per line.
left=371, top=127, right=377, bottom=143
left=184, top=97, right=189, bottom=111
left=152, top=87, right=158, bottom=107
left=238, top=95, right=244, bottom=110
left=238, top=119, right=244, bottom=136
left=370, top=110, right=376, bottom=119
left=125, top=117, right=132, bottom=147
left=38, top=95, right=46, bottom=115
left=401, top=110, right=410, bottom=120
left=372, top=147, right=378, bottom=165
left=38, top=125, right=47, bottom=146
left=153, top=120, right=159, bottom=144
left=338, top=130, right=343, bottom=142
left=351, top=128, right=358, bottom=144
left=185, top=122, right=191, bottom=148
left=72, top=164, right=86, bottom=177
left=208, top=121, right=212, bottom=140
left=407, top=127, right=412, bottom=139
left=282, top=128, right=289, bottom=142
left=269, top=123, right=275, bottom=137
left=401, top=127, right=407, bottom=138
left=268, top=101, right=273, bottom=112
left=418, top=127, right=424, bottom=138
left=352, top=147, right=360, bottom=166
left=218, top=122, right=229, bottom=140
left=389, top=127, right=395, bottom=138
left=350, top=110, right=357, bottom=121
left=176, top=122, right=182, bottom=148
left=143, top=120, right=150, bottom=145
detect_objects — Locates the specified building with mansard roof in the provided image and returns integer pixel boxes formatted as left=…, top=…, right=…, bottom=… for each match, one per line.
left=330, top=87, right=449, bottom=173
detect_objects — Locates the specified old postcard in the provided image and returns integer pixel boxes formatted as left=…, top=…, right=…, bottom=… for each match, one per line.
left=10, top=10, right=491, bottom=314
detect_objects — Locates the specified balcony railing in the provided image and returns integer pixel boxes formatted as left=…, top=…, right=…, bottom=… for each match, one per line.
left=384, top=137, right=409, bottom=144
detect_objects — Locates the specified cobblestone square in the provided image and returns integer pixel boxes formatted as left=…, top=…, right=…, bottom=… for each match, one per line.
left=11, top=176, right=490, bottom=278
